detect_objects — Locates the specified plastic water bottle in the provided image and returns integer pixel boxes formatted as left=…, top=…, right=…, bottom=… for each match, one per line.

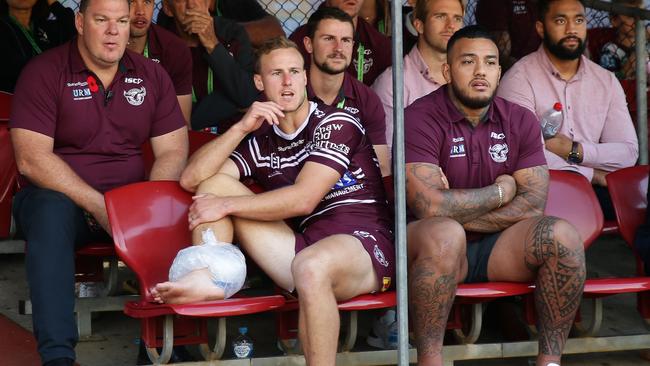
left=540, top=102, right=563, bottom=139
left=232, top=327, right=254, bottom=359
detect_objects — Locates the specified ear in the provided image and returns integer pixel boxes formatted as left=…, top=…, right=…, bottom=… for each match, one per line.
left=535, top=20, right=544, bottom=39
left=254, top=74, right=264, bottom=92
left=303, top=36, right=313, bottom=55
left=162, top=0, right=174, bottom=17
left=442, top=62, right=451, bottom=83
left=75, top=12, right=84, bottom=36
left=413, top=17, right=424, bottom=36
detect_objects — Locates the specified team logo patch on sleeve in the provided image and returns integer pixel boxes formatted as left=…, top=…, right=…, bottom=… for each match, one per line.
left=124, top=87, right=147, bottom=106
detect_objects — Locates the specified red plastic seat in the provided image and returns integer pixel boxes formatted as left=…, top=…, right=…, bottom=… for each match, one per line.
left=142, top=130, right=215, bottom=177
left=0, top=127, right=17, bottom=238
left=0, top=91, right=11, bottom=123
left=607, top=165, right=649, bottom=250
left=105, top=180, right=285, bottom=363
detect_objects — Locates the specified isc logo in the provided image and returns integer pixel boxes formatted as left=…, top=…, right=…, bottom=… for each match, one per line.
left=124, top=77, right=143, bottom=84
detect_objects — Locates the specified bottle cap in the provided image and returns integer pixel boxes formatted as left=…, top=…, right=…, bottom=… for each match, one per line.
left=553, top=102, right=562, bottom=111
left=239, top=327, right=248, bottom=334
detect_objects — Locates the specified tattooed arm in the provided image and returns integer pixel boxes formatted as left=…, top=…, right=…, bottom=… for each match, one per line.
left=405, top=162, right=517, bottom=223
left=463, top=165, right=549, bottom=233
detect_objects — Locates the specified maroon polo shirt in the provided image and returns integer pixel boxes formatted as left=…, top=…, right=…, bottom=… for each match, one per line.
left=475, top=0, right=540, bottom=60
left=146, top=24, right=192, bottom=95
left=10, top=40, right=185, bottom=193
left=404, top=85, right=547, bottom=189
left=290, top=17, right=392, bottom=86
left=307, top=72, right=387, bottom=146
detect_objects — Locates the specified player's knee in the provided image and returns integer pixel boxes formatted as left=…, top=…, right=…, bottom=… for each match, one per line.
left=196, top=173, right=252, bottom=196
left=291, top=251, right=331, bottom=294
left=409, top=217, right=465, bottom=267
left=531, top=216, right=585, bottom=267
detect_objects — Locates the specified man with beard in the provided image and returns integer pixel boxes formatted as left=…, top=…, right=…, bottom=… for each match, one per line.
left=127, top=0, right=193, bottom=124
left=290, top=0, right=392, bottom=86
left=302, top=7, right=390, bottom=176
left=373, top=0, right=463, bottom=156
left=498, top=0, right=638, bottom=221
left=404, top=25, right=585, bottom=366
left=156, top=37, right=395, bottom=366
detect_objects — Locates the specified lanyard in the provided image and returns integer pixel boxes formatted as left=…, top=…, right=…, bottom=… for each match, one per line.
left=143, top=40, right=149, bottom=58
left=336, top=97, right=345, bottom=109
left=215, top=0, right=222, bottom=16
left=191, top=68, right=213, bottom=103
left=377, top=19, right=385, bottom=35
left=9, top=15, right=42, bottom=55
left=356, top=43, right=365, bottom=82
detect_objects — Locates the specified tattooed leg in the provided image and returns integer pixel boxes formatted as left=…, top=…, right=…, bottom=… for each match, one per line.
left=408, top=218, right=466, bottom=366
left=525, top=216, right=586, bottom=366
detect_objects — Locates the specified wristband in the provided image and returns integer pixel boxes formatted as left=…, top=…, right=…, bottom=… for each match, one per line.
left=496, top=183, right=504, bottom=208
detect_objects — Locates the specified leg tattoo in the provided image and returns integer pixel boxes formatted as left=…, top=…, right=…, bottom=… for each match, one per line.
left=409, top=259, right=456, bottom=358
left=525, top=217, right=586, bottom=357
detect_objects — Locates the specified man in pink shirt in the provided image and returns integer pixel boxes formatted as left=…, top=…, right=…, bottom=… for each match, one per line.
left=497, top=0, right=638, bottom=219
left=372, top=0, right=464, bottom=155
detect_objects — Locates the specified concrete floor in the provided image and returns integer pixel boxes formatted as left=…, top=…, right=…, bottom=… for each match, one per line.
left=1, top=235, right=650, bottom=366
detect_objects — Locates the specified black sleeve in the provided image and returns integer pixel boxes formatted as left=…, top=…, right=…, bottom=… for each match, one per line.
left=192, top=16, right=260, bottom=130
left=219, top=0, right=269, bottom=22
left=48, top=2, right=76, bottom=44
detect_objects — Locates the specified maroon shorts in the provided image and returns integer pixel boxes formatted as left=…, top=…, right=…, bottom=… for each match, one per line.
left=294, top=219, right=395, bottom=292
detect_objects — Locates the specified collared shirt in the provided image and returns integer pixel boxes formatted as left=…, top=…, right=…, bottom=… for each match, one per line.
left=307, top=72, right=387, bottom=146
left=10, top=40, right=185, bottom=193
left=372, top=45, right=443, bottom=153
left=146, top=24, right=192, bottom=95
left=405, top=85, right=547, bottom=189
left=290, top=17, right=392, bottom=86
left=497, top=46, right=639, bottom=181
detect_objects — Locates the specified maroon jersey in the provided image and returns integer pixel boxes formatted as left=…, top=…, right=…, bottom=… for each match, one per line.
left=231, top=101, right=391, bottom=231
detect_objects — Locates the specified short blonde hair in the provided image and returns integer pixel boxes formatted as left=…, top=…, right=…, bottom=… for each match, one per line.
left=254, top=37, right=302, bottom=73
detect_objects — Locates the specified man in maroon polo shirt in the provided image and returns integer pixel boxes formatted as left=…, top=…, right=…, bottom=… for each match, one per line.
left=9, top=0, right=188, bottom=364
left=302, top=7, right=390, bottom=176
left=404, top=26, right=585, bottom=366
left=127, top=0, right=193, bottom=124
left=151, top=37, right=394, bottom=365
left=290, top=0, right=392, bottom=86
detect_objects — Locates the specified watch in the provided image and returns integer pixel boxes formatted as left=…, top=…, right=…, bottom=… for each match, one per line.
left=567, top=141, right=582, bottom=164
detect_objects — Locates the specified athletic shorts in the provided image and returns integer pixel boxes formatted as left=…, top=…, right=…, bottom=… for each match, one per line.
left=465, top=232, right=502, bottom=283
left=294, top=219, right=395, bottom=292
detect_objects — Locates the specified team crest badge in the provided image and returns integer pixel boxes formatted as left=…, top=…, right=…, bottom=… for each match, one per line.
left=489, top=143, right=509, bottom=163
left=124, top=87, right=146, bottom=106
left=373, top=245, right=389, bottom=267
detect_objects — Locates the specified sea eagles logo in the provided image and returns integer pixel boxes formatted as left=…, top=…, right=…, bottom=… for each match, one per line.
left=124, top=87, right=146, bottom=106
left=489, top=143, right=509, bottom=163
left=373, top=245, right=389, bottom=267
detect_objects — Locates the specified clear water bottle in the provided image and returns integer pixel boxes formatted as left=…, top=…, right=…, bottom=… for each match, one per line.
left=232, top=327, right=254, bottom=359
left=540, top=102, right=563, bottom=139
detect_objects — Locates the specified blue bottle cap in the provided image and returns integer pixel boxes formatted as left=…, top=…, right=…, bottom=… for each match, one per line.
left=239, top=327, right=248, bottom=334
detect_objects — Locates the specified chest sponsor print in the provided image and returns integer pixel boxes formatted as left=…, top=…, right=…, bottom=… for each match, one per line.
left=450, top=144, right=466, bottom=158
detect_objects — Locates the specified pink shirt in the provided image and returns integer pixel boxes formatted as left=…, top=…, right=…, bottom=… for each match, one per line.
left=497, top=46, right=638, bottom=181
left=372, top=45, right=442, bottom=153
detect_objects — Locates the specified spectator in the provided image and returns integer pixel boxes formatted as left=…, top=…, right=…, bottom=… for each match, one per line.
left=290, top=0, right=392, bottom=86
left=372, top=0, right=463, bottom=155
left=475, top=0, right=541, bottom=70
left=360, top=0, right=419, bottom=54
left=161, top=37, right=394, bottom=366
left=157, top=0, right=284, bottom=47
left=0, top=0, right=75, bottom=92
left=598, top=0, right=650, bottom=80
left=127, top=0, right=193, bottom=124
left=404, top=25, right=585, bottom=366
left=9, top=0, right=188, bottom=363
left=161, top=0, right=259, bottom=132
left=302, top=7, right=390, bottom=176
left=498, top=0, right=639, bottom=221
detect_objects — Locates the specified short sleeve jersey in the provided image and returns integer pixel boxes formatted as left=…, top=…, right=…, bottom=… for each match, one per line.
left=404, top=86, right=547, bottom=189
left=10, top=40, right=185, bottom=193
left=290, top=17, right=392, bottom=86
left=307, top=72, right=387, bottom=146
left=146, top=24, right=193, bottom=95
left=231, top=101, right=391, bottom=231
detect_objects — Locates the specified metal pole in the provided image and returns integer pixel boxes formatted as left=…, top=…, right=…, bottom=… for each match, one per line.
left=390, top=1, right=408, bottom=365
left=635, top=18, right=648, bottom=164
